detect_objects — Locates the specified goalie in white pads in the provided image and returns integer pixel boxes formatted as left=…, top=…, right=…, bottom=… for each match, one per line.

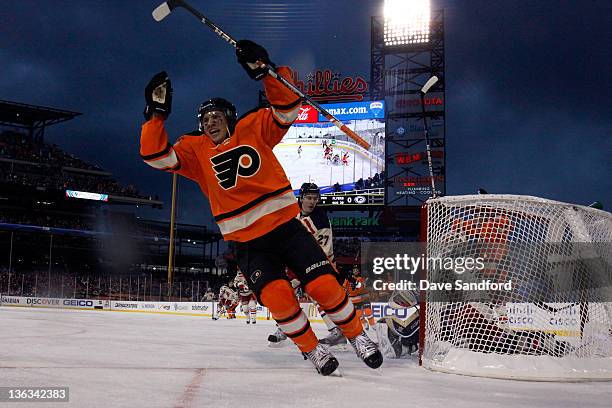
left=376, top=290, right=420, bottom=358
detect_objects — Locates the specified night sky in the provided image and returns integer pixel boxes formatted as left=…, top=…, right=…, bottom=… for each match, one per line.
left=2, top=1, right=610, bottom=228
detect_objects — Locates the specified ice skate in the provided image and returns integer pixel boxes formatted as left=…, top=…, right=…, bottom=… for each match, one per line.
left=319, top=327, right=347, bottom=347
left=349, top=331, right=383, bottom=369
left=267, top=327, right=287, bottom=343
left=302, top=343, right=339, bottom=376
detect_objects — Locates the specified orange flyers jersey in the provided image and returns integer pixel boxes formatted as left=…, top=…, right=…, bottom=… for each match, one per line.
left=140, top=67, right=301, bottom=242
left=344, top=276, right=369, bottom=301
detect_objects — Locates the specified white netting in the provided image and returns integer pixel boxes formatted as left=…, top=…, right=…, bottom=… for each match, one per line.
left=421, top=194, right=612, bottom=380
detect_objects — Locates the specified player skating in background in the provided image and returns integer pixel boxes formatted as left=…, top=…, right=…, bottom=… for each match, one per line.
left=345, top=265, right=376, bottom=330
left=341, top=151, right=349, bottom=166
left=234, top=270, right=257, bottom=324
left=213, top=282, right=238, bottom=320
left=323, top=145, right=333, bottom=163
left=332, top=153, right=340, bottom=165
left=140, top=39, right=381, bottom=375
left=297, top=144, right=302, bottom=159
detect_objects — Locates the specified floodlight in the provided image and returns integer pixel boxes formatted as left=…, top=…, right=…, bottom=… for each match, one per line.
left=384, top=0, right=431, bottom=46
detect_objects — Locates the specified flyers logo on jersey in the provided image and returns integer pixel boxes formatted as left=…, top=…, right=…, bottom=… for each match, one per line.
left=210, top=145, right=261, bottom=189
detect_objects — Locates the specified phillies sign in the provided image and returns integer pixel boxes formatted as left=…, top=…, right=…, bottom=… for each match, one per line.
left=293, top=69, right=368, bottom=102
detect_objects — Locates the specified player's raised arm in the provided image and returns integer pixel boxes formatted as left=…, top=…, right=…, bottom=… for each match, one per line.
left=235, top=40, right=301, bottom=146
left=139, top=71, right=201, bottom=182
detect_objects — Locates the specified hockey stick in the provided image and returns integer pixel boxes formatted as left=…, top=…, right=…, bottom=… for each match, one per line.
left=152, top=0, right=371, bottom=150
left=420, top=75, right=439, bottom=198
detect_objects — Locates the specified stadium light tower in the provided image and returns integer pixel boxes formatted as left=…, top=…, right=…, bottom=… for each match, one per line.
left=384, top=0, right=431, bottom=46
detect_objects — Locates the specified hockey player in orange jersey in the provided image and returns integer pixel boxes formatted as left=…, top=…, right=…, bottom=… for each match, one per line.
left=267, top=183, right=355, bottom=347
left=345, top=265, right=376, bottom=329
left=139, top=40, right=381, bottom=376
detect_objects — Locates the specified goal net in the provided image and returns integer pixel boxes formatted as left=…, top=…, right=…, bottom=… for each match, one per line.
left=420, top=194, right=612, bottom=380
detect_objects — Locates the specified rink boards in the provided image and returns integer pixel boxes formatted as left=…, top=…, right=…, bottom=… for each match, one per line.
left=0, top=295, right=406, bottom=324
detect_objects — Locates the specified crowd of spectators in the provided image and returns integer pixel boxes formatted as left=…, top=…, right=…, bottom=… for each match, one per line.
left=0, top=131, right=150, bottom=199
left=0, top=210, right=93, bottom=230
left=333, top=237, right=361, bottom=258
left=354, top=172, right=384, bottom=190
left=0, top=267, right=221, bottom=302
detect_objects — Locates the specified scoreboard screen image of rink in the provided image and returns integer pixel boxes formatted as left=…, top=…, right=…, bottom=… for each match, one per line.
left=273, top=100, right=386, bottom=207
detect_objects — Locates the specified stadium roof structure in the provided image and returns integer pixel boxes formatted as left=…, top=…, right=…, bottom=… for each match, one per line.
left=0, top=99, right=81, bottom=142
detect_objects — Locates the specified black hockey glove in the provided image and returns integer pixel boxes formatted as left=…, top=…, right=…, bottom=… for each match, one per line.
left=144, top=71, right=172, bottom=121
left=236, top=40, right=275, bottom=81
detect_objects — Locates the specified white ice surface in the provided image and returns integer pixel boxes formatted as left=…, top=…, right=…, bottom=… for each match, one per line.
left=1, top=307, right=611, bottom=408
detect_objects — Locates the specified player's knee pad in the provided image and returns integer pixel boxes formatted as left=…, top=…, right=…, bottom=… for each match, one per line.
left=306, top=275, right=362, bottom=337
left=260, top=279, right=300, bottom=319
left=248, top=299, right=257, bottom=310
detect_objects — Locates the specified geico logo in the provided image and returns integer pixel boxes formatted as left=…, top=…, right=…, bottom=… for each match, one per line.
left=550, top=317, right=578, bottom=326
left=114, top=302, right=137, bottom=308
left=63, top=300, right=93, bottom=307
left=372, top=304, right=410, bottom=319
left=191, top=305, right=209, bottom=311
left=509, top=316, right=533, bottom=325
left=3, top=298, right=19, bottom=303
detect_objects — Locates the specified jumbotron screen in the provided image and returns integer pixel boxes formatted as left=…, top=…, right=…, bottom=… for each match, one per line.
left=273, top=100, right=385, bottom=207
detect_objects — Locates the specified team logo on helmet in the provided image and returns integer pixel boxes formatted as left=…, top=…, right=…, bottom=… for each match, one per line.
left=210, top=145, right=261, bottom=189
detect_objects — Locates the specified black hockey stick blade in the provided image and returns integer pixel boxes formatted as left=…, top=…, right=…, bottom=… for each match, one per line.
left=152, top=0, right=181, bottom=22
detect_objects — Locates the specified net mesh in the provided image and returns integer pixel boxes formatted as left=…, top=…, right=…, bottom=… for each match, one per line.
left=421, top=194, right=612, bottom=380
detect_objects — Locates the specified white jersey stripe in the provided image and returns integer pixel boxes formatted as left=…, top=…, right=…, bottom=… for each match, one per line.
left=217, top=191, right=297, bottom=235
left=278, top=310, right=309, bottom=335
left=327, top=299, right=355, bottom=323
left=144, top=148, right=178, bottom=169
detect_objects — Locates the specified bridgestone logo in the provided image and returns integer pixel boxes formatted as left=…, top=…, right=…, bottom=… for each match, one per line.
left=305, top=260, right=329, bottom=274
left=114, top=302, right=137, bottom=309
